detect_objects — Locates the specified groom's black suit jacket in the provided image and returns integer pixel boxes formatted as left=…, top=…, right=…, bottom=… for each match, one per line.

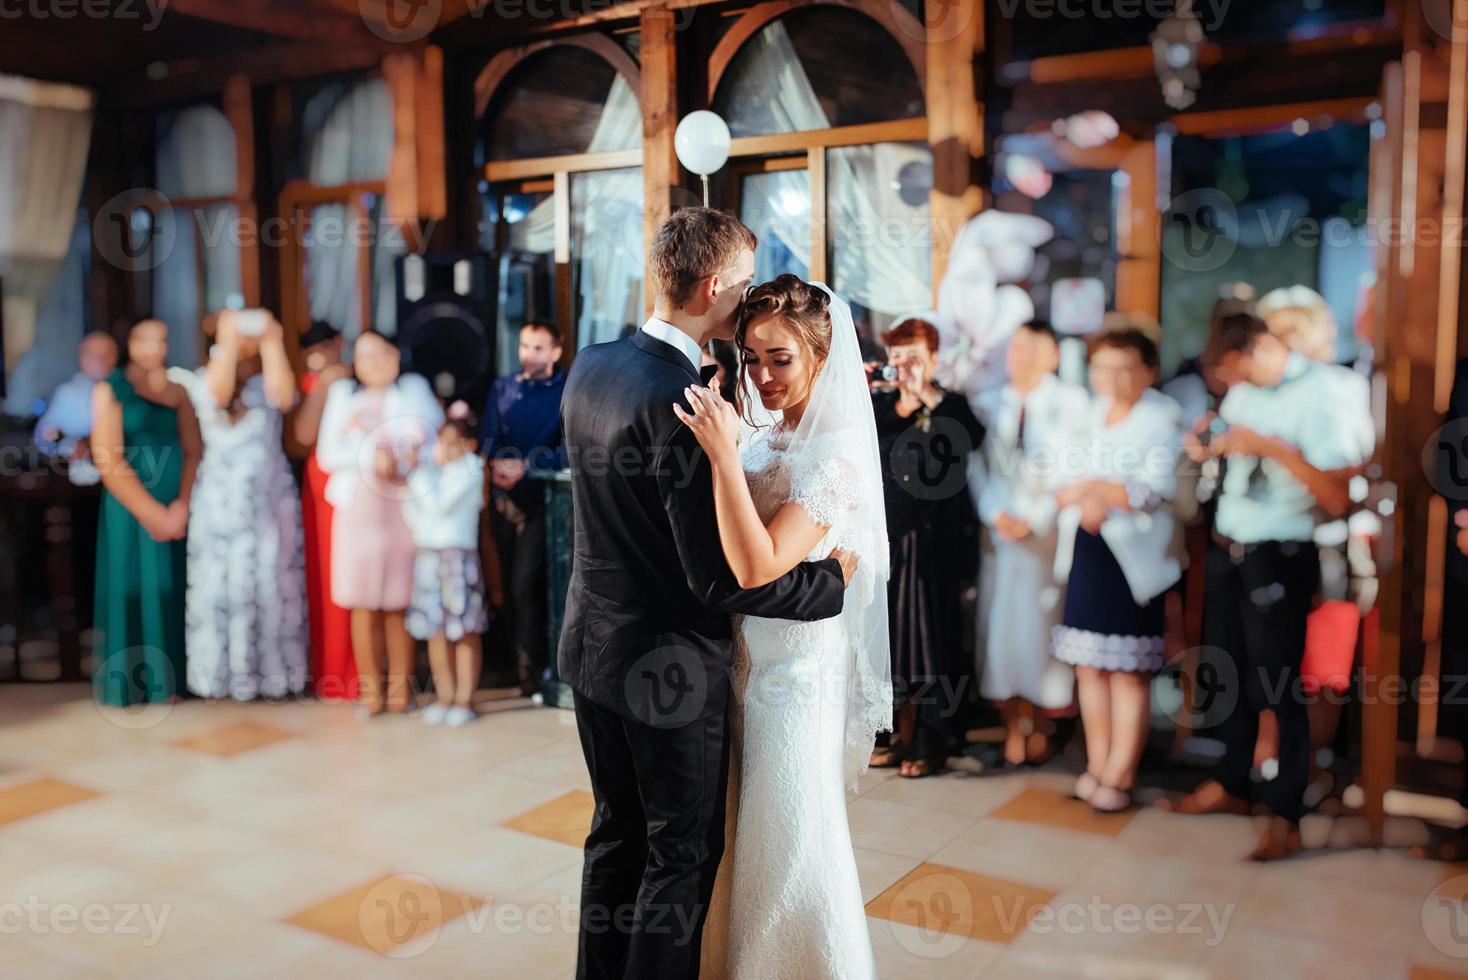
left=557, top=329, right=846, bottom=727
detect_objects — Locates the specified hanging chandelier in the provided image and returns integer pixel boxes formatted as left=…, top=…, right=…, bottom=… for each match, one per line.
left=1151, top=0, right=1206, bottom=110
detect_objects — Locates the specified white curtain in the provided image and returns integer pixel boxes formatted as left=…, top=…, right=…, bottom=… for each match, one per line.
left=573, top=166, right=644, bottom=347
left=827, top=142, right=932, bottom=319
left=3, top=208, right=86, bottom=414
left=717, top=21, right=930, bottom=316
left=512, top=73, right=639, bottom=259
left=509, top=72, right=643, bottom=347
left=302, top=79, right=396, bottom=344
left=155, top=105, right=240, bottom=367
left=740, top=170, right=812, bottom=283
left=0, top=75, right=93, bottom=402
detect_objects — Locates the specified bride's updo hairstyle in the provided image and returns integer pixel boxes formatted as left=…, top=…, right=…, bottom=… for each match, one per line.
left=734, top=274, right=833, bottom=425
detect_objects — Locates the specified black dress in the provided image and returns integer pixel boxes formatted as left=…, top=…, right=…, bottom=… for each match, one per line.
left=873, top=388, right=985, bottom=759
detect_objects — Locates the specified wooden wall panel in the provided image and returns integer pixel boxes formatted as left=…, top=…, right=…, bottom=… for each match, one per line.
left=925, top=0, right=985, bottom=301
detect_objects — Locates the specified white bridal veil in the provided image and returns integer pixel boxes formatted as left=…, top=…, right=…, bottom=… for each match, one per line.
left=739, top=282, right=893, bottom=787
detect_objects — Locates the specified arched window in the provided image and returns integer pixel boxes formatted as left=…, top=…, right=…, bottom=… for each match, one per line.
left=153, top=104, right=242, bottom=368
left=712, top=6, right=923, bottom=138
left=280, top=78, right=403, bottom=351
left=712, top=3, right=930, bottom=345
left=477, top=40, right=644, bottom=373
left=483, top=46, right=641, bottom=160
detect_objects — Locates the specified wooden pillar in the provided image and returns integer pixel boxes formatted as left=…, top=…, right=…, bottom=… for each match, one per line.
left=222, top=74, right=260, bottom=309
left=1115, top=140, right=1161, bottom=319
left=383, top=47, right=447, bottom=254
left=925, top=0, right=985, bottom=301
left=1361, top=1, right=1468, bottom=842
left=641, top=4, right=680, bottom=317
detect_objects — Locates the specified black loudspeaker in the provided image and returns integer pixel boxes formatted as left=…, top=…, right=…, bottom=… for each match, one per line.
left=394, top=252, right=494, bottom=405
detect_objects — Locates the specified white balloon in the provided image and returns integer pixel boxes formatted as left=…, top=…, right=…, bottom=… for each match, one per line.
left=674, top=111, right=732, bottom=177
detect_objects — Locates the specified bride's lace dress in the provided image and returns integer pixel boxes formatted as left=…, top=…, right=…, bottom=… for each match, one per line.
left=709, top=427, right=875, bottom=980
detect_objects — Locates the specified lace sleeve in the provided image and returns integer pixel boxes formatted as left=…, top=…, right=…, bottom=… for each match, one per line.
left=790, top=453, right=862, bottom=530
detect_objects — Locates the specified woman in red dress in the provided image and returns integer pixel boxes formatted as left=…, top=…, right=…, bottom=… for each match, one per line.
left=294, top=322, right=356, bottom=700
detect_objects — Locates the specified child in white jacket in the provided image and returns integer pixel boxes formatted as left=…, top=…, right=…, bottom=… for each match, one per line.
left=404, top=402, right=489, bottom=726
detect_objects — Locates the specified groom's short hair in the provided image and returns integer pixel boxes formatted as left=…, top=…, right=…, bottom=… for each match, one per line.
left=650, top=208, right=758, bottom=308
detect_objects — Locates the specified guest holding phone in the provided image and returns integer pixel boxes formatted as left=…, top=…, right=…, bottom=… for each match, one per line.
left=182, top=309, right=308, bottom=701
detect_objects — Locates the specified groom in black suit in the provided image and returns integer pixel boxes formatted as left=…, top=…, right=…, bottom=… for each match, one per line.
left=559, top=208, right=854, bottom=979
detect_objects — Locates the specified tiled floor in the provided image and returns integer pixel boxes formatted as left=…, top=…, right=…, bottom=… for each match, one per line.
left=2, top=683, right=1468, bottom=979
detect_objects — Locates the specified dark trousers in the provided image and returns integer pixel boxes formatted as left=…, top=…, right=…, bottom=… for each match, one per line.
left=572, top=691, right=727, bottom=980
left=494, top=503, right=548, bottom=681
left=1202, top=540, right=1319, bottom=824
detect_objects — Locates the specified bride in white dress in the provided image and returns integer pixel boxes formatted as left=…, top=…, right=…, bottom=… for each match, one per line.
left=676, top=275, right=890, bottom=980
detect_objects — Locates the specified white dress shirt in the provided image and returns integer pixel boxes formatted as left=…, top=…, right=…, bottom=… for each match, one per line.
left=640, top=317, right=703, bottom=371
left=972, top=373, right=1092, bottom=534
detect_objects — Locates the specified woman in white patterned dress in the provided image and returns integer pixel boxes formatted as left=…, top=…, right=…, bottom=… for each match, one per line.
left=184, top=311, right=308, bottom=700
left=677, top=276, right=889, bottom=980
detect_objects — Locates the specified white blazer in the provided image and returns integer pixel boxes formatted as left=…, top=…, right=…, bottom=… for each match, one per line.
left=1054, top=387, right=1183, bottom=606
left=972, top=373, right=1092, bottom=535
left=315, top=373, right=444, bottom=510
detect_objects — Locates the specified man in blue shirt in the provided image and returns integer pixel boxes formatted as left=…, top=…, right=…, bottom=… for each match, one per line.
left=482, top=320, right=567, bottom=696
left=1168, top=311, right=1368, bottom=861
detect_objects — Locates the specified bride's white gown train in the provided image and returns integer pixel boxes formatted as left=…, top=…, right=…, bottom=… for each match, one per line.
left=711, top=429, right=876, bottom=980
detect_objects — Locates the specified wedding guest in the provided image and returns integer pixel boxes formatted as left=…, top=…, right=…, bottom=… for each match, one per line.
left=871, top=316, right=984, bottom=778
left=1168, top=311, right=1367, bottom=861
left=90, top=319, right=201, bottom=706
left=35, top=331, right=119, bottom=486
left=293, top=320, right=356, bottom=701
left=1052, top=323, right=1182, bottom=812
left=404, top=403, right=489, bottom=727
left=1162, top=285, right=1254, bottom=429
left=318, top=330, right=444, bottom=717
left=1255, top=285, right=1376, bottom=804
left=481, top=320, right=566, bottom=697
left=974, top=320, right=1089, bottom=766
left=1425, top=358, right=1468, bottom=860
left=182, top=310, right=308, bottom=701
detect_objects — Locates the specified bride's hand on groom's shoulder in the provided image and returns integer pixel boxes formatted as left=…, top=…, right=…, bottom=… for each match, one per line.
left=673, top=383, right=739, bottom=462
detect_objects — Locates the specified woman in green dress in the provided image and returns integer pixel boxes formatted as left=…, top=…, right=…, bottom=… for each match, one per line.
left=90, top=319, right=201, bottom=706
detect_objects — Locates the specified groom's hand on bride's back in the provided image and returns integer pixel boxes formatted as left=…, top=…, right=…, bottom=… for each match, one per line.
left=829, top=548, right=859, bottom=586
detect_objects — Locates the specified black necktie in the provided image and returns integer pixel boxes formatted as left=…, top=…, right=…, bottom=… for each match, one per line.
left=700, top=363, right=719, bottom=386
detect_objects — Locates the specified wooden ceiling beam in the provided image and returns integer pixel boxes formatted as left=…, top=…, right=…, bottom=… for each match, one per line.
left=122, top=42, right=384, bottom=107
left=167, top=0, right=393, bottom=47
left=432, top=0, right=711, bottom=47
left=1007, top=22, right=1401, bottom=88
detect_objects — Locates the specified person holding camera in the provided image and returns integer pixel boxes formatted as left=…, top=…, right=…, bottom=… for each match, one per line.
left=1166, top=311, right=1369, bottom=861
left=183, top=309, right=309, bottom=701
left=870, top=316, right=984, bottom=778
